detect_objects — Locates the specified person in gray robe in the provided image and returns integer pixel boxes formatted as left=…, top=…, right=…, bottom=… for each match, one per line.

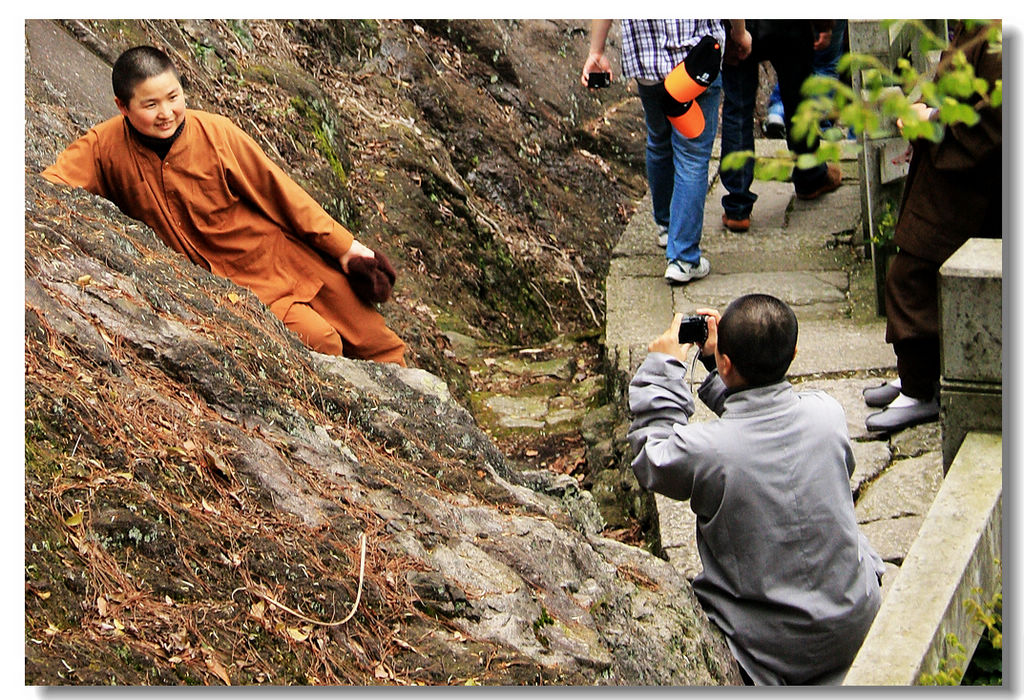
left=627, top=295, right=884, bottom=685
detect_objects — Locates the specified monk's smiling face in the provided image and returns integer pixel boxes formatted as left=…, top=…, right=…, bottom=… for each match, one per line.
left=116, top=69, right=185, bottom=139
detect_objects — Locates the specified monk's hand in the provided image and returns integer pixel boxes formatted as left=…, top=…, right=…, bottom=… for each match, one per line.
left=896, top=101, right=936, bottom=134
left=649, top=313, right=691, bottom=363
left=339, top=239, right=375, bottom=274
left=693, top=307, right=722, bottom=359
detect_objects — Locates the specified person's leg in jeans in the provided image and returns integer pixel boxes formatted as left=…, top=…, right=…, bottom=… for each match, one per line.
left=764, top=82, right=787, bottom=137
left=720, top=59, right=759, bottom=221
left=638, top=83, right=674, bottom=238
left=665, top=75, right=721, bottom=264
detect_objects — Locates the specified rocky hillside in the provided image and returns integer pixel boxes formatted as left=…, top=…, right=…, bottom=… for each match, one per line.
left=28, top=19, right=650, bottom=392
left=24, top=19, right=740, bottom=685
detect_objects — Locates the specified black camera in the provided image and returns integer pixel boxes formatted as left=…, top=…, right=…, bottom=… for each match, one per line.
left=587, top=71, right=611, bottom=89
left=677, top=315, right=708, bottom=345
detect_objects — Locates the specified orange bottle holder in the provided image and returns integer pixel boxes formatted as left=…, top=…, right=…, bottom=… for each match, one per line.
left=668, top=105, right=705, bottom=139
left=664, top=63, right=706, bottom=104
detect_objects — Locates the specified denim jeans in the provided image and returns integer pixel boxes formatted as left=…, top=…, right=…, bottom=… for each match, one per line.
left=638, top=75, right=722, bottom=265
left=720, top=23, right=828, bottom=219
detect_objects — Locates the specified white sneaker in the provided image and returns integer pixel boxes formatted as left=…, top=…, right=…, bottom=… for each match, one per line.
left=764, top=112, right=786, bottom=139
left=664, top=257, right=710, bottom=284
left=657, top=226, right=669, bottom=248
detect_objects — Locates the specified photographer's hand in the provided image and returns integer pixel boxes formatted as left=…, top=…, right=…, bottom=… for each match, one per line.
left=694, top=307, right=721, bottom=360
left=649, top=313, right=691, bottom=363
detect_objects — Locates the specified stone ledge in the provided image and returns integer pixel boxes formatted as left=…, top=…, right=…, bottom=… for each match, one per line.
left=844, top=431, right=1002, bottom=685
left=938, top=238, right=1002, bottom=384
left=940, top=382, right=1003, bottom=472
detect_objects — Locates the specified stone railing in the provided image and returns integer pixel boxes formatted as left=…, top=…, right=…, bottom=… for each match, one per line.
left=843, top=431, right=1001, bottom=684
left=938, top=238, right=1003, bottom=471
left=844, top=238, right=1003, bottom=685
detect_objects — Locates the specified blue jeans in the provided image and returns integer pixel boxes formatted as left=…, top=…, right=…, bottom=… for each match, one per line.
left=638, top=75, right=722, bottom=265
left=720, top=23, right=827, bottom=218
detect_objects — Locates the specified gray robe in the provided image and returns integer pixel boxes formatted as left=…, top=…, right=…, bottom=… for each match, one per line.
left=628, top=352, right=884, bottom=685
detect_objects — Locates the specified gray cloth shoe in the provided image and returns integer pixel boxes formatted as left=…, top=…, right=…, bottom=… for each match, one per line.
left=865, top=397, right=939, bottom=433
left=863, top=381, right=901, bottom=408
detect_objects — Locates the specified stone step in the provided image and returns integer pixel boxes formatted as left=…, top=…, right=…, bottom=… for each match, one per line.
left=789, top=318, right=893, bottom=377
left=702, top=176, right=862, bottom=241
left=606, top=269, right=893, bottom=377
left=671, top=270, right=850, bottom=320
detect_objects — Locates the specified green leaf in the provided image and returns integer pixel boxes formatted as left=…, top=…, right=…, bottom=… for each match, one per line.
left=822, top=127, right=845, bottom=143
left=920, top=81, right=938, bottom=104
left=817, top=141, right=842, bottom=163
left=902, top=119, right=943, bottom=143
left=990, top=80, right=1002, bottom=107
left=801, top=75, right=834, bottom=97
left=721, top=150, right=755, bottom=172
left=796, top=153, right=820, bottom=170
left=939, top=101, right=981, bottom=127
left=753, top=158, right=793, bottom=182
left=839, top=103, right=873, bottom=138
left=937, top=58, right=979, bottom=98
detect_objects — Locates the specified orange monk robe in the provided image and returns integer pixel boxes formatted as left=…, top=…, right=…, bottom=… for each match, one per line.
left=42, top=109, right=405, bottom=365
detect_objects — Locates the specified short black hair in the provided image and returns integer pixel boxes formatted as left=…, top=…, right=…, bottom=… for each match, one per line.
left=717, top=294, right=798, bottom=387
left=112, top=46, right=179, bottom=105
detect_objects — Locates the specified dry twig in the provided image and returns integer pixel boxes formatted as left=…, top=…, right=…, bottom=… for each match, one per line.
left=246, top=533, right=367, bottom=628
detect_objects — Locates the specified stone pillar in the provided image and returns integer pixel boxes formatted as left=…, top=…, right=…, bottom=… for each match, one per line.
left=938, top=238, right=1002, bottom=472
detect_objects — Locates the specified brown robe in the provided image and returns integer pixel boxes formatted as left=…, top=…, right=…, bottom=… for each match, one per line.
left=42, top=109, right=405, bottom=365
left=892, top=22, right=1002, bottom=265
left=884, top=22, right=1001, bottom=395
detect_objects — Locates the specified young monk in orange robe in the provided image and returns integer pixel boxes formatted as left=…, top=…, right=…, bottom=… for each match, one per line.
left=43, top=45, right=406, bottom=366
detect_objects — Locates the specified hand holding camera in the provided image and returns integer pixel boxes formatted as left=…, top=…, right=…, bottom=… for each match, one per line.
left=649, top=309, right=721, bottom=363
left=580, top=48, right=613, bottom=89
left=692, top=307, right=721, bottom=359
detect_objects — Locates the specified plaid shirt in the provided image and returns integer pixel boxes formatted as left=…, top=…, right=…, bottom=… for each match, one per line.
left=620, top=20, right=726, bottom=82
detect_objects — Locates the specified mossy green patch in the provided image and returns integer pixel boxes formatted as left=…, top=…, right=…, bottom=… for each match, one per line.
left=289, top=97, right=348, bottom=187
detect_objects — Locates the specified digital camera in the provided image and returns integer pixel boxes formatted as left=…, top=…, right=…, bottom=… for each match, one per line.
left=677, top=315, right=708, bottom=345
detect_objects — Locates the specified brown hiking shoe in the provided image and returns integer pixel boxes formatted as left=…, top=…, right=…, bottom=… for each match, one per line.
left=796, top=162, right=842, bottom=200
left=721, top=212, right=750, bottom=232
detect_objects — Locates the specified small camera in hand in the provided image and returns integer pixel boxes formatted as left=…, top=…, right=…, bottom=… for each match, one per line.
left=677, top=314, right=708, bottom=345
left=587, top=71, right=611, bottom=88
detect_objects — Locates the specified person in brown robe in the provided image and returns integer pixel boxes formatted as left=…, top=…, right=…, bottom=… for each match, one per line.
left=42, top=45, right=406, bottom=366
left=863, top=21, right=1001, bottom=432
